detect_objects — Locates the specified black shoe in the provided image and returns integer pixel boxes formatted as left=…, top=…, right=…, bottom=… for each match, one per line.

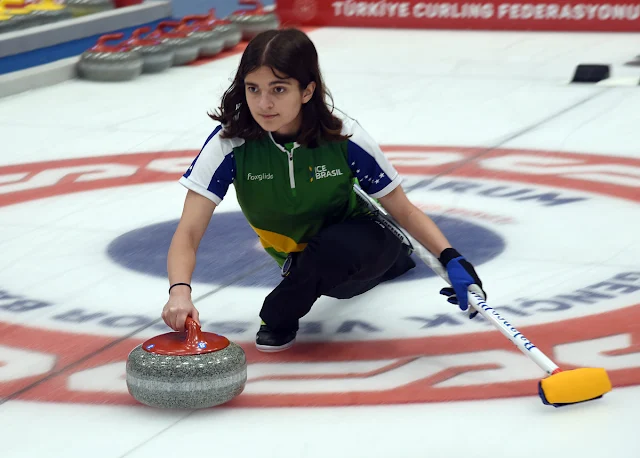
left=255, top=322, right=297, bottom=352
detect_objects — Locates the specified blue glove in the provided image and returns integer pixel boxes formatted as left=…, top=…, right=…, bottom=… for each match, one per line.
left=438, top=248, right=486, bottom=319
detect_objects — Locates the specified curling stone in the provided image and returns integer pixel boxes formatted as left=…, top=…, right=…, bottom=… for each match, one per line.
left=200, top=9, right=242, bottom=51
left=77, top=33, right=143, bottom=82
left=126, top=317, right=247, bottom=409
left=22, top=0, right=73, bottom=25
left=180, top=15, right=225, bottom=58
left=226, top=0, right=279, bottom=41
left=0, top=11, right=21, bottom=33
left=149, top=21, right=200, bottom=66
left=63, top=0, right=114, bottom=17
left=1, top=1, right=40, bottom=29
left=126, top=26, right=174, bottom=74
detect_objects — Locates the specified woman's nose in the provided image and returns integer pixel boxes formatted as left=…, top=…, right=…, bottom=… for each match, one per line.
left=258, top=93, right=274, bottom=110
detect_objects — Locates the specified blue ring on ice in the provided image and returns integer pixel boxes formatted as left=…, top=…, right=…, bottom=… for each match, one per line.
left=106, top=211, right=505, bottom=288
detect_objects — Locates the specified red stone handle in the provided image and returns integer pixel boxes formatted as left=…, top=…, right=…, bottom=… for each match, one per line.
left=158, top=21, right=179, bottom=32
left=92, top=33, right=129, bottom=52
left=131, top=27, right=150, bottom=39
left=141, top=315, right=230, bottom=356
left=128, top=27, right=163, bottom=46
left=184, top=316, right=203, bottom=347
left=181, top=14, right=214, bottom=30
left=97, top=33, right=125, bottom=45
left=3, top=1, right=28, bottom=10
left=204, top=8, right=232, bottom=25
left=183, top=14, right=208, bottom=23
left=240, top=0, right=263, bottom=7
left=157, top=21, right=189, bottom=38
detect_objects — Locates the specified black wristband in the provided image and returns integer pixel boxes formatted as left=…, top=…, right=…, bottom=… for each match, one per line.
left=438, top=247, right=462, bottom=267
left=169, top=283, right=192, bottom=294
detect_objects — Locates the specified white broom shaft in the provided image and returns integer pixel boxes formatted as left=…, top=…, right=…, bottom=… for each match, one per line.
left=353, top=185, right=560, bottom=375
left=409, top=240, right=560, bottom=375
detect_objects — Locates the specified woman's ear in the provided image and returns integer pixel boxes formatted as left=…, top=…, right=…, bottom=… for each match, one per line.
left=302, top=81, right=316, bottom=104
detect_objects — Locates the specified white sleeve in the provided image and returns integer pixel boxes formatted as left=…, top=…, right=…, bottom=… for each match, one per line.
left=344, top=119, right=402, bottom=198
left=178, top=126, right=240, bottom=205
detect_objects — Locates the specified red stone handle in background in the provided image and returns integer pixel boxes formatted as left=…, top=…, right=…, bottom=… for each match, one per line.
left=127, top=26, right=162, bottom=46
left=233, top=0, right=266, bottom=16
left=156, top=20, right=190, bottom=38
left=181, top=14, right=215, bottom=31
left=113, top=0, right=143, bottom=7
left=202, top=8, right=233, bottom=26
left=91, top=33, right=129, bottom=52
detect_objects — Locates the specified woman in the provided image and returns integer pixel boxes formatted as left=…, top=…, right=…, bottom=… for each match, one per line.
left=161, top=28, right=486, bottom=352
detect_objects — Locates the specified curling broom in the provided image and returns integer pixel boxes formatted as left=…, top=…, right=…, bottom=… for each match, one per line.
left=352, top=183, right=612, bottom=407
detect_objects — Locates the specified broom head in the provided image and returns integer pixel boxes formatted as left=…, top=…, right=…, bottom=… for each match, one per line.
left=538, top=367, right=612, bottom=407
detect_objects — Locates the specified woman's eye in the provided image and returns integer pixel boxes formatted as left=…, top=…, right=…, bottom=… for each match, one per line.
left=274, top=87, right=286, bottom=94
left=247, top=87, right=258, bottom=93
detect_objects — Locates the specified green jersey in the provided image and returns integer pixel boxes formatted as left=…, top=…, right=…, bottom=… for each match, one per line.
left=179, top=117, right=402, bottom=266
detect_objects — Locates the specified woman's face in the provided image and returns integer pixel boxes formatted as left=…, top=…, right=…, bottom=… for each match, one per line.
left=244, top=66, right=315, bottom=137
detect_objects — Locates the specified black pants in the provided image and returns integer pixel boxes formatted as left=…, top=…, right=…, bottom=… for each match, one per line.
left=259, top=217, right=416, bottom=332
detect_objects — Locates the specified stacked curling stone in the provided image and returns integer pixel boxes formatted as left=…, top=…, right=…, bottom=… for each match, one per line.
left=0, top=0, right=40, bottom=31
left=125, top=26, right=174, bottom=74
left=64, top=0, right=114, bottom=17
left=200, top=8, right=242, bottom=51
left=226, top=0, right=279, bottom=41
left=77, top=33, right=143, bottom=81
left=22, top=0, right=73, bottom=25
left=0, top=8, right=20, bottom=33
left=126, top=317, right=247, bottom=409
left=180, top=14, right=225, bottom=58
left=147, top=21, right=200, bottom=66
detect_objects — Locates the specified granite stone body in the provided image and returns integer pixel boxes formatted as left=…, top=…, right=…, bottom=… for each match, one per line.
left=77, top=50, right=143, bottom=81
left=126, top=341, right=247, bottom=409
left=226, top=12, right=279, bottom=40
left=160, top=35, right=200, bottom=66
left=64, top=0, right=115, bottom=16
left=130, top=42, right=174, bottom=73
left=216, top=23, right=242, bottom=49
left=188, top=28, right=225, bottom=57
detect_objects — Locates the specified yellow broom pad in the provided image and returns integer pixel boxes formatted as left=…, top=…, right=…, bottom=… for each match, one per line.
left=540, top=368, right=612, bottom=405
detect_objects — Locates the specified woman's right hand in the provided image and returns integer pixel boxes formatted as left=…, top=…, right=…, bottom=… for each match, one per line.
left=163, top=190, right=216, bottom=332
left=162, top=288, right=200, bottom=332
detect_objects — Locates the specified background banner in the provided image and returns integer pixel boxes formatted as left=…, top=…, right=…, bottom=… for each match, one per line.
left=277, top=0, right=640, bottom=32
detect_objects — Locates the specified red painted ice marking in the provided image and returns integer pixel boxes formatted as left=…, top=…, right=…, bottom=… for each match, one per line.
left=0, top=147, right=638, bottom=406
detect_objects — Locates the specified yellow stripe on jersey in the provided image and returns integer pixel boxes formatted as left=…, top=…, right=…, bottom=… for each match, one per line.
left=251, top=225, right=308, bottom=254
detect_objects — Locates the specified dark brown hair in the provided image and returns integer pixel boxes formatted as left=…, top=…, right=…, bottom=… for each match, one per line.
left=209, top=28, right=349, bottom=148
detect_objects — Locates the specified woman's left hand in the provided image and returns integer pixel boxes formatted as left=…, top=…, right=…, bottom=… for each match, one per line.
left=438, top=248, right=486, bottom=319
